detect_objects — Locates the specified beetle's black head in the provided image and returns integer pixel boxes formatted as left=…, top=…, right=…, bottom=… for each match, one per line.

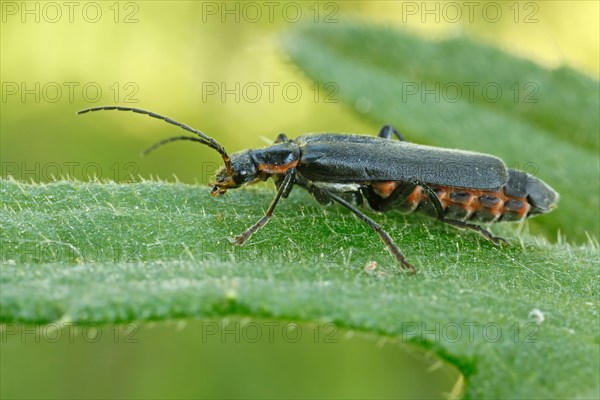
left=210, top=150, right=262, bottom=196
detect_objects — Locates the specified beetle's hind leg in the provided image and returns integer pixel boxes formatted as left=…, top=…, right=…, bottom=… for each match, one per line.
left=418, top=184, right=509, bottom=246
left=439, top=219, right=508, bottom=246
left=231, top=169, right=295, bottom=245
left=378, top=125, right=406, bottom=141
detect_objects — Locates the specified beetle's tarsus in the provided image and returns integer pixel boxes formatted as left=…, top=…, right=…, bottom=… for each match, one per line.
left=402, top=261, right=417, bottom=275
left=231, top=234, right=248, bottom=246
left=491, top=236, right=510, bottom=247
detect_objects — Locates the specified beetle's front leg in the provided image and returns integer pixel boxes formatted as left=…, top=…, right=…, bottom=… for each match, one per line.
left=273, top=173, right=295, bottom=199
left=419, top=183, right=509, bottom=246
left=231, top=169, right=295, bottom=245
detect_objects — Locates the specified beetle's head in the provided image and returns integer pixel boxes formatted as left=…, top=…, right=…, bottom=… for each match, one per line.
left=210, top=150, right=262, bottom=196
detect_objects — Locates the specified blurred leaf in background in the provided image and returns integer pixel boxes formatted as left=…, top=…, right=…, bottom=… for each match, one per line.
left=2, top=1, right=598, bottom=185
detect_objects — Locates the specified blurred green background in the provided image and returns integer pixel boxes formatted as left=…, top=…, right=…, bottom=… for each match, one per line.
left=1, top=1, right=598, bottom=399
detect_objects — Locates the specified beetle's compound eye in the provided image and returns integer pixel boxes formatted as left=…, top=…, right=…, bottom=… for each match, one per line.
left=228, top=151, right=258, bottom=186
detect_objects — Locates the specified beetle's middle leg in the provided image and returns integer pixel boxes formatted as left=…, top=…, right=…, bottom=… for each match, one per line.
left=231, top=169, right=295, bottom=245
left=319, top=187, right=416, bottom=273
left=378, top=125, right=406, bottom=141
left=295, top=176, right=415, bottom=273
left=418, top=184, right=509, bottom=246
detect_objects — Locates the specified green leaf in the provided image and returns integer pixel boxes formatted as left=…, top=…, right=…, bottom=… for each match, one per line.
left=281, top=23, right=600, bottom=242
left=1, top=179, right=598, bottom=399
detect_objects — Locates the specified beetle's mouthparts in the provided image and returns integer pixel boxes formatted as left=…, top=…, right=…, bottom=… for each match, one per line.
left=209, top=184, right=227, bottom=197
left=210, top=175, right=238, bottom=197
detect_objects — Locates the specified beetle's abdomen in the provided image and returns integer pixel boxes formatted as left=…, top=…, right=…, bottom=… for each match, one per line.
left=432, top=186, right=530, bottom=222
left=371, top=181, right=534, bottom=223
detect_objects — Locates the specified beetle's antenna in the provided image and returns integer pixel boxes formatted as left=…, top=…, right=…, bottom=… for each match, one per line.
left=77, top=106, right=232, bottom=175
left=142, top=136, right=209, bottom=156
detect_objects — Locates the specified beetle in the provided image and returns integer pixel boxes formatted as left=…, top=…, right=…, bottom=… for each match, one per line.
left=77, top=106, right=559, bottom=273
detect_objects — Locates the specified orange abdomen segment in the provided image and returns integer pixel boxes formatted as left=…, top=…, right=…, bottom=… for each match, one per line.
left=372, top=181, right=531, bottom=223
left=427, top=185, right=530, bottom=222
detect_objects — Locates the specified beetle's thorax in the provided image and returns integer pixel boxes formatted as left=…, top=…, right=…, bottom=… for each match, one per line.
left=251, top=141, right=300, bottom=173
